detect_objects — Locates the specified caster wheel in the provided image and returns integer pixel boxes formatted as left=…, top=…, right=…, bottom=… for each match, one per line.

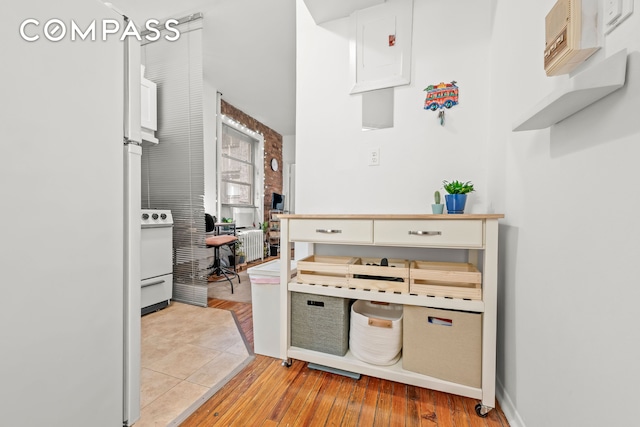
left=281, top=359, right=292, bottom=368
left=475, top=403, right=489, bottom=418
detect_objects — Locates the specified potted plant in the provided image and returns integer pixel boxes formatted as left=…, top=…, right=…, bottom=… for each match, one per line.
left=442, top=180, right=474, bottom=214
left=432, top=190, right=444, bottom=214
left=221, top=217, right=233, bottom=231
left=235, top=240, right=246, bottom=265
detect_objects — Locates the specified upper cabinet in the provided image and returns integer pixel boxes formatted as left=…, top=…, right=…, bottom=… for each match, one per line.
left=141, top=67, right=158, bottom=144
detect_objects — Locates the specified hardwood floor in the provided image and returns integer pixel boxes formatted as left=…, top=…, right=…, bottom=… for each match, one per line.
left=182, top=299, right=510, bottom=427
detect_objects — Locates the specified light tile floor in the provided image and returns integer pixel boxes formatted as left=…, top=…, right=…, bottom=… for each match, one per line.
left=134, top=301, right=253, bottom=427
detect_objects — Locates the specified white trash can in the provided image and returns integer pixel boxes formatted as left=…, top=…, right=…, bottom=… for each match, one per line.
left=248, top=259, right=297, bottom=358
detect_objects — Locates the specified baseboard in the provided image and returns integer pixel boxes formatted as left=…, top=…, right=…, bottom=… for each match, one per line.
left=496, top=377, right=527, bottom=427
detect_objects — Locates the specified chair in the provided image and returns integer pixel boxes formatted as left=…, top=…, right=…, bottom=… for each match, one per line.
left=205, top=214, right=240, bottom=293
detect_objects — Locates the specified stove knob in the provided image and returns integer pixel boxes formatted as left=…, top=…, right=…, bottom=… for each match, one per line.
left=142, top=213, right=149, bottom=220
left=161, top=213, right=167, bottom=220
left=152, top=213, right=159, bottom=220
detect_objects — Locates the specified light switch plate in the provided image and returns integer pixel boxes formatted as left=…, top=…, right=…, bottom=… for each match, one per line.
left=605, top=0, right=622, bottom=25
left=605, top=0, right=634, bottom=34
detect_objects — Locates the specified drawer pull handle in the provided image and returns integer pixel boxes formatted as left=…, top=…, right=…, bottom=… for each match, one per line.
left=142, top=279, right=165, bottom=288
left=408, top=231, right=442, bottom=236
left=316, top=229, right=342, bottom=234
left=368, top=317, right=393, bottom=328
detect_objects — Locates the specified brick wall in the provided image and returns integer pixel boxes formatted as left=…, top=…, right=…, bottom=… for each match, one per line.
left=221, top=100, right=283, bottom=224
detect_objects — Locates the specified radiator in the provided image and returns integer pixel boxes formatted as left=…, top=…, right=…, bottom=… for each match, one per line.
left=238, top=229, right=263, bottom=263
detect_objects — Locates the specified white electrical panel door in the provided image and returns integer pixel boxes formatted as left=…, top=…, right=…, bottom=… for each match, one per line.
left=350, top=0, right=413, bottom=94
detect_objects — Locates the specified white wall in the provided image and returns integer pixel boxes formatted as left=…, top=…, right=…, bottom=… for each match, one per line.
left=295, top=0, right=495, bottom=214
left=283, top=134, right=296, bottom=165
left=283, top=135, right=296, bottom=212
left=298, top=0, right=640, bottom=425
left=488, top=1, right=640, bottom=426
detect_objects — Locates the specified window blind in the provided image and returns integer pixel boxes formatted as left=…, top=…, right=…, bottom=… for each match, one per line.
left=221, top=123, right=255, bottom=206
left=141, top=16, right=208, bottom=307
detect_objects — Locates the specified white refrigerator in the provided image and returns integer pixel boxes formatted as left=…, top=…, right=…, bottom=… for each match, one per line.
left=1, top=1, right=141, bottom=426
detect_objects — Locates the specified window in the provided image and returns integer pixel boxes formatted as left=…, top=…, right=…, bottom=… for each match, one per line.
left=220, top=122, right=256, bottom=206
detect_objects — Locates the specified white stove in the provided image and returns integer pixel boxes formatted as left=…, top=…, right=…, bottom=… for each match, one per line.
left=140, top=209, right=173, bottom=315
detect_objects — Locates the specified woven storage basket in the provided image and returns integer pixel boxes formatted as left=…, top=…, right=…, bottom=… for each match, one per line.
left=349, top=300, right=403, bottom=366
left=291, top=292, right=351, bottom=356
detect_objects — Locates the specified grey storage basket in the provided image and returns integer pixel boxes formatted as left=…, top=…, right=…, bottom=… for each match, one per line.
left=291, top=292, right=351, bottom=356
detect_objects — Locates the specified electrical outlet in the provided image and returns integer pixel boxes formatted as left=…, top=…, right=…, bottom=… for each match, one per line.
left=368, top=147, right=380, bottom=166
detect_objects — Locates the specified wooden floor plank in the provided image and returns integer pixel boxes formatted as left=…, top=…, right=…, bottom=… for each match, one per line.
left=484, top=402, right=508, bottom=427
left=298, top=372, right=344, bottom=426
left=199, top=358, right=274, bottom=424
left=494, top=401, right=511, bottom=427
left=373, top=378, right=393, bottom=426
left=341, top=375, right=369, bottom=426
left=213, top=358, right=287, bottom=425
left=266, top=361, right=313, bottom=423
left=180, top=355, right=271, bottom=426
left=285, top=370, right=329, bottom=426
left=435, top=390, right=456, bottom=427
left=390, top=382, right=408, bottom=427
left=179, top=298, right=511, bottom=427
left=359, top=376, right=382, bottom=427
left=417, top=386, right=438, bottom=426
left=405, top=385, right=422, bottom=427
left=236, top=359, right=306, bottom=426
left=277, top=366, right=325, bottom=426
left=451, top=394, right=472, bottom=427
left=324, top=374, right=358, bottom=426
left=461, top=394, right=489, bottom=427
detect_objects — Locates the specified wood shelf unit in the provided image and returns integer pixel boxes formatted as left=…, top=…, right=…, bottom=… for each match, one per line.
left=288, top=281, right=485, bottom=313
left=268, top=210, right=284, bottom=255
left=277, top=214, right=503, bottom=415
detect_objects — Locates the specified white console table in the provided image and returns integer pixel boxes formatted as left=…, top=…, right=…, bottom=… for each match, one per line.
left=277, top=214, right=503, bottom=416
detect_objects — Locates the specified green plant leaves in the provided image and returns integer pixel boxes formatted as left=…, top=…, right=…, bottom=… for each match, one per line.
left=442, top=180, right=475, bottom=194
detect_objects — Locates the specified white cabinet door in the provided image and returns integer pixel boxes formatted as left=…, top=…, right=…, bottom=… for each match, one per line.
left=141, top=76, right=158, bottom=143
left=140, top=77, right=156, bottom=131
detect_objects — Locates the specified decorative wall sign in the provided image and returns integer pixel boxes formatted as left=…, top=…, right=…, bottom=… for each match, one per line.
left=423, top=81, right=459, bottom=126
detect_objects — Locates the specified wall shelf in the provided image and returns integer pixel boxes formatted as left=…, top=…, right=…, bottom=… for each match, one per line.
left=512, top=49, right=628, bottom=132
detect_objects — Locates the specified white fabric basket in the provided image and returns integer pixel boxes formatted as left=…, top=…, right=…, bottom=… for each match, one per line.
left=349, top=300, right=403, bottom=366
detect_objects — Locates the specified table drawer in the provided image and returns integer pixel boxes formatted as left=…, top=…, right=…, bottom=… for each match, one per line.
left=289, top=219, right=373, bottom=244
left=374, top=220, right=483, bottom=248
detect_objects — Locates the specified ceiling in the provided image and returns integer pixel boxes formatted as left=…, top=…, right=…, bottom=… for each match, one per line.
left=107, top=0, right=385, bottom=136
left=108, top=0, right=297, bottom=136
left=302, top=0, right=384, bottom=24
